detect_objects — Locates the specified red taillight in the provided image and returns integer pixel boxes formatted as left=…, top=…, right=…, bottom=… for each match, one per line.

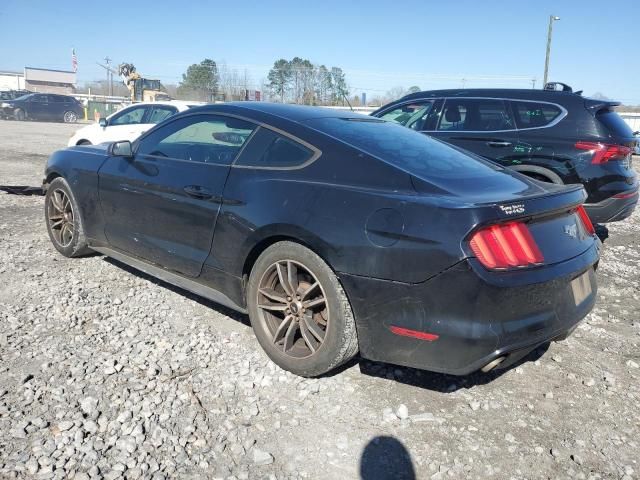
left=576, top=205, right=595, bottom=235
left=575, top=141, right=632, bottom=164
left=469, top=222, right=544, bottom=270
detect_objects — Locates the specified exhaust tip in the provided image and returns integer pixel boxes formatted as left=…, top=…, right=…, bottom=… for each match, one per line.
left=481, top=356, right=506, bottom=373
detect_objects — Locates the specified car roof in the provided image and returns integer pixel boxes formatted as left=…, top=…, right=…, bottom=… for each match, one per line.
left=186, top=102, right=369, bottom=123
left=131, top=100, right=200, bottom=108
left=397, top=88, right=584, bottom=102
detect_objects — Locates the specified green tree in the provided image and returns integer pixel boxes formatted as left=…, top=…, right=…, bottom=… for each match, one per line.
left=330, top=67, right=348, bottom=105
left=178, top=59, right=219, bottom=101
left=315, top=65, right=331, bottom=105
left=267, top=59, right=292, bottom=103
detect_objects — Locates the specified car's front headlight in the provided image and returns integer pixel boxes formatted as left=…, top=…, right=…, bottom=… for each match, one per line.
left=1, top=103, right=10, bottom=108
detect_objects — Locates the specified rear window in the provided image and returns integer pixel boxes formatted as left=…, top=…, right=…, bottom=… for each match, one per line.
left=597, top=110, right=634, bottom=138
left=511, top=101, right=563, bottom=129
left=306, top=117, right=501, bottom=179
left=438, top=99, right=515, bottom=131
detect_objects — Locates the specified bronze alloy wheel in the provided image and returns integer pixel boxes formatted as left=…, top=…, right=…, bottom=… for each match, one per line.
left=256, top=260, right=329, bottom=359
left=47, top=189, right=75, bottom=247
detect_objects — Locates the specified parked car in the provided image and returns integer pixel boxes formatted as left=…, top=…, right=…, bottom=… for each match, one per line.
left=1, top=93, right=83, bottom=123
left=68, top=101, right=205, bottom=146
left=0, top=89, right=31, bottom=101
left=43, top=103, right=600, bottom=377
left=372, top=88, right=639, bottom=224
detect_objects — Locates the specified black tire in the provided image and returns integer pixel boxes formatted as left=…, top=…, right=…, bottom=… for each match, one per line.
left=44, top=177, right=92, bottom=257
left=247, top=241, right=358, bottom=377
left=14, top=109, right=25, bottom=121
left=522, top=172, right=556, bottom=184
left=63, top=111, right=78, bottom=123
left=77, top=140, right=92, bottom=146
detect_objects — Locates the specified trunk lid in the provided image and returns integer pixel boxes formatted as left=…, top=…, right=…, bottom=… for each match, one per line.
left=413, top=173, right=595, bottom=267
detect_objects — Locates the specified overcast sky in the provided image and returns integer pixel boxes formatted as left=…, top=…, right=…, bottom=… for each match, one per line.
left=1, top=0, right=638, bottom=102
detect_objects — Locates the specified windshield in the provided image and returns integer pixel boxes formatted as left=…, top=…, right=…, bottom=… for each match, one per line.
left=305, top=117, right=501, bottom=179
left=10, top=94, right=32, bottom=102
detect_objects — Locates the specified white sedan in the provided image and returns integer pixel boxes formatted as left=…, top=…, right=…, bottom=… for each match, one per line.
left=67, top=101, right=204, bottom=146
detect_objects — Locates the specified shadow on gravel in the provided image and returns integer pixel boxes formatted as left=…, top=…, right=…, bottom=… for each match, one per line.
left=100, top=254, right=551, bottom=390
left=360, top=436, right=416, bottom=480
left=0, top=185, right=44, bottom=195
left=102, top=257, right=250, bottom=327
left=358, top=343, right=550, bottom=392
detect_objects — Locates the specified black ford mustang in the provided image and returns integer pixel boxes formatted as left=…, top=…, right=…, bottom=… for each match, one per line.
left=43, top=103, right=600, bottom=377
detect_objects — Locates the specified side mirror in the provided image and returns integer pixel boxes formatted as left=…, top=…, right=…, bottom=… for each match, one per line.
left=111, top=140, right=133, bottom=158
left=99, top=117, right=108, bottom=128
left=634, top=131, right=640, bottom=136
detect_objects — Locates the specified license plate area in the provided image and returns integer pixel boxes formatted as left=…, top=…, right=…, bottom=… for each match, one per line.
left=571, top=270, right=592, bottom=306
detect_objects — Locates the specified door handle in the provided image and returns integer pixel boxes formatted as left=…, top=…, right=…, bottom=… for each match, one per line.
left=487, top=141, right=512, bottom=147
left=183, top=185, right=213, bottom=200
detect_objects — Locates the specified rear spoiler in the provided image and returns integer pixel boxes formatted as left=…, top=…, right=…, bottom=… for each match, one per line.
left=584, top=98, right=620, bottom=114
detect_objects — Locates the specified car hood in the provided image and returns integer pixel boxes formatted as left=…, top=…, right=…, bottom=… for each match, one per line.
left=72, top=123, right=100, bottom=137
left=68, top=142, right=111, bottom=153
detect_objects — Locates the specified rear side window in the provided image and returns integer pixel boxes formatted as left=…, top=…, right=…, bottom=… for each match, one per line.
left=147, top=106, right=177, bottom=124
left=511, top=101, right=562, bottom=129
left=306, top=117, right=500, bottom=179
left=438, top=99, right=515, bottom=131
left=235, top=128, right=313, bottom=168
left=596, top=110, right=634, bottom=138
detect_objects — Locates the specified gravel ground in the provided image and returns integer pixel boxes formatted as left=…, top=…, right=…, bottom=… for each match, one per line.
left=1, top=120, right=639, bottom=480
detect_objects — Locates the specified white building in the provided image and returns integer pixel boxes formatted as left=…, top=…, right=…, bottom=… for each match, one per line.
left=0, top=70, right=25, bottom=90
left=0, top=67, right=76, bottom=93
left=618, top=112, right=640, bottom=134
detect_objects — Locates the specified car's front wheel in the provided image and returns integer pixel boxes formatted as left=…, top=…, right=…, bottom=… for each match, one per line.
left=247, top=241, right=359, bottom=377
left=14, top=109, right=25, bottom=121
left=44, top=177, right=92, bottom=257
left=63, top=111, right=78, bottom=123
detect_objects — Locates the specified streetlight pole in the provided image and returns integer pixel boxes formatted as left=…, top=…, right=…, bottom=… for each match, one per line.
left=543, top=15, right=560, bottom=87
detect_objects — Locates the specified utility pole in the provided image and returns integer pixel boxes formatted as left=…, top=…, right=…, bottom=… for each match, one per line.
left=461, top=78, right=467, bottom=88
left=531, top=78, right=537, bottom=89
left=104, top=56, right=113, bottom=96
left=543, top=15, right=560, bottom=87
left=97, top=59, right=118, bottom=98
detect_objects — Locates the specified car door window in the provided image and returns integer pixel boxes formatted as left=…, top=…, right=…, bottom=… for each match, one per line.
left=234, top=127, right=314, bottom=168
left=511, top=101, right=563, bottom=129
left=379, top=101, right=437, bottom=131
left=137, top=114, right=257, bottom=165
left=110, top=106, right=148, bottom=126
left=147, top=106, right=177, bottom=124
left=438, top=99, right=515, bottom=131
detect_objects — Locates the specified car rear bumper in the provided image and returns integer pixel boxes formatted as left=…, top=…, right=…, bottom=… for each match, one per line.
left=584, top=188, right=638, bottom=223
left=339, top=242, right=599, bottom=375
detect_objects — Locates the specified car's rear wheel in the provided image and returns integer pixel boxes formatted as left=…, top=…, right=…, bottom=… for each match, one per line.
left=44, top=177, right=91, bottom=257
left=14, top=109, right=25, bottom=121
left=247, top=241, right=358, bottom=377
left=63, top=111, right=78, bottom=123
